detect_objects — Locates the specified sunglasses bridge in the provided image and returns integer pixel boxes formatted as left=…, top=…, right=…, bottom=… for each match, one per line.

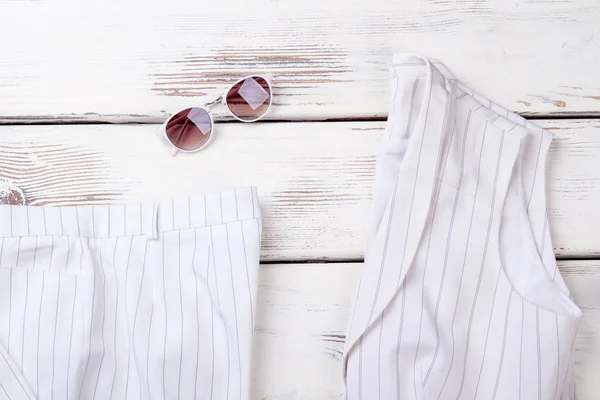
left=204, top=95, right=223, bottom=108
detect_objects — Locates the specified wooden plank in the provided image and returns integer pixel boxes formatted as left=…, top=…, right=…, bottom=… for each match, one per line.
left=252, top=261, right=600, bottom=399
left=0, top=119, right=599, bottom=259
left=1, top=0, right=599, bottom=122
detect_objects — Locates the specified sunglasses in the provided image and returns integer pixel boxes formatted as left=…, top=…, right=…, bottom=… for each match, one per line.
left=157, top=74, right=273, bottom=156
left=0, top=179, right=26, bottom=205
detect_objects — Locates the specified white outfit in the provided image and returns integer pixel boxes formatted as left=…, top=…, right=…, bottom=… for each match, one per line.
left=342, top=54, right=582, bottom=400
left=0, top=187, right=261, bottom=400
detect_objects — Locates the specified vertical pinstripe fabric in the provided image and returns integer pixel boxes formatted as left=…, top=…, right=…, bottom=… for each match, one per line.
left=0, top=187, right=261, bottom=400
left=341, top=54, right=581, bottom=400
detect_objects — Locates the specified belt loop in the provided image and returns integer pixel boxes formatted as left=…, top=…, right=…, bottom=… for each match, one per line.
left=151, top=202, right=160, bottom=240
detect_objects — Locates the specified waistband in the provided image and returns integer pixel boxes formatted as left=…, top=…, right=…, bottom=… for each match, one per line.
left=0, top=187, right=260, bottom=239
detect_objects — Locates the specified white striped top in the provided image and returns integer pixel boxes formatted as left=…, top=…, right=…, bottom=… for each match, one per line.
left=342, top=54, right=581, bottom=400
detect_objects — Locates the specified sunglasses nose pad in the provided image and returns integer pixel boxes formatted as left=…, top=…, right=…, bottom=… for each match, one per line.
left=170, top=148, right=179, bottom=157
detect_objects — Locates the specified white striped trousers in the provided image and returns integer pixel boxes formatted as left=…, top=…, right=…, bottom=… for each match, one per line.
left=0, top=187, right=261, bottom=400
left=342, top=54, right=582, bottom=400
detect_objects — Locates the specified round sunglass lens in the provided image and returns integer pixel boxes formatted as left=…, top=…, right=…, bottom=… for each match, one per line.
left=165, top=107, right=213, bottom=151
left=225, top=76, right=271, bottom=121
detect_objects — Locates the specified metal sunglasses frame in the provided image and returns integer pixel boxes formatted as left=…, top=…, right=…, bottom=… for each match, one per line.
left=157, top=73, right=274, bottom=156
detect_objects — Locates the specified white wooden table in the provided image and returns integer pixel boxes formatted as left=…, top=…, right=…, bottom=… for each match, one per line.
left=1, top=0, right=599, bottom=398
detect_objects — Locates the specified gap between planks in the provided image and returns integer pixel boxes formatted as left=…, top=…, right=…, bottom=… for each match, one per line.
left=2, top=114, right=600, bottom=126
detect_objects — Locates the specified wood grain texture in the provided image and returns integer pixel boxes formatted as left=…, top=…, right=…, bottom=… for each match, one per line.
left=252, top=261, right=600, bottom=399
left=0, top=0, right=599, bottom=123
left=0, top=119, right=599, bottom=259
